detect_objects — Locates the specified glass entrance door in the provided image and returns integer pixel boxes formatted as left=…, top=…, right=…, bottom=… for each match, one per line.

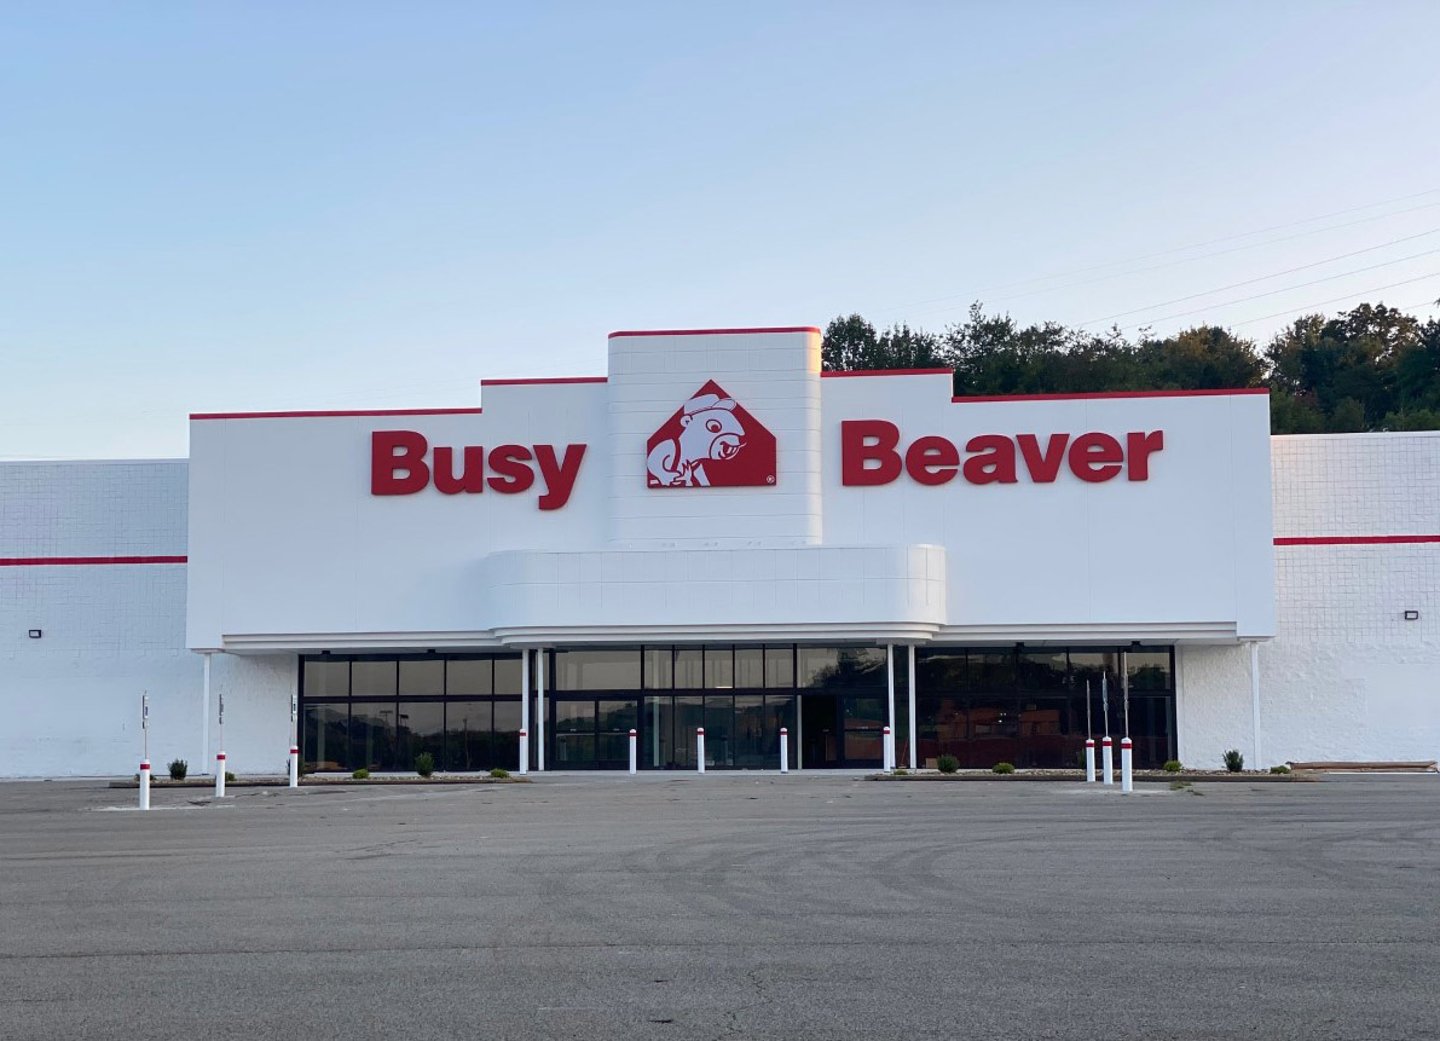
left=550, top=696, right=638, bottom=770
left=801, top=693, right=884, bottom=768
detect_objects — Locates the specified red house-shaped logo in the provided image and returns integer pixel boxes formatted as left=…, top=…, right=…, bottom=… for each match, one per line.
left=645, top=380, right=777, bottom=488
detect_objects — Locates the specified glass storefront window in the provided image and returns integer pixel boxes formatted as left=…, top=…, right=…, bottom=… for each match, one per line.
left=494, top=656, right=523, bottom=695
left=704, top=695, right=734, bottom=767
left=798, top=646, right=886, bottom=689
left=1018, top=651, right=1067, bottom=691
left=445, top=700, right=491, bottom=771
left=446, top=659, right=492, bottom=696
left=350, top=660, right=397, bottom=697
left=734, top=646, right=764, bottom=689
left=398, top=701, right=444, bottom=769
left=1126, top=650, right=1172, bottom=691
left=553, top=649, right=642, bottom=691
left=968, top=650, right=1015, bottom=691
left=674, top=648, right=703, bottom=689
left=350, top=703, right=398, bottom=770
left=302, top=703, right=348, bottom=770
left=492, top=700, right=521, bottom=770
left=764, top=645, right=795, bottom=689
left=303, top=660, right=349, bottom=697
left=555, top=700, right=595, bottom=733
left=917, top=650, right=966, bottom=692
left=705, top=646, right=734, bottom=689
left=399, top=660, right=444, bottom=696
left=643, top=647, right=673, bottom=690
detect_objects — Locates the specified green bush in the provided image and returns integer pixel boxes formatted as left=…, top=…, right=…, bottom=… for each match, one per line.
left=1163, top=759, right=1183, bottom=773
left=992, top=762, right=1016, bottom=775
left=488, top=767, right=510, bottom=779
left=168, top=758, right=188, bottom=781
left=892, top=768, right=908, bottom=777
left=415, top=752, right=436, bottom=778
left=936, top=754, right=959, bottom=774
left=1269, top=764, right=1291, bottom=775
left=225, top=771, right=236, bottom=783
left=352, top=768, right=370, bottom=780
left=1223, top=749, right=1245, bottom=773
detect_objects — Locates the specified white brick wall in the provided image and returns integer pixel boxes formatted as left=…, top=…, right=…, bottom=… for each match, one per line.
left=1180, top=432, right=1440, bottom=768
left=1, top=460, right=293, bottom=777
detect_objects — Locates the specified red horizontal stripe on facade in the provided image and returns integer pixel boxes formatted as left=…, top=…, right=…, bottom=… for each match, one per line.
left=608, top=326, right=822, bottom=338
left=480, top=376, right=607, bottom=386
left=1274, top=535, right=1440, bottom=546
left=0, top=555, right=188, bottom=566
left=190, top=407, right=483, bottom=420
left=821, top=369, right=953, bottom=378
left=952, top=388, right=1271, bottom=403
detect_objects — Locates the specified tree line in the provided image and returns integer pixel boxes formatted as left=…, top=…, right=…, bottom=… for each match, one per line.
left=822, top=302, right=1440, bottom=433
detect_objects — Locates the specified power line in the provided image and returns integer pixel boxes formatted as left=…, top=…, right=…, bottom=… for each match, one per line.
left=1115, top=250, right=1440, bottom=332
left=1217, top=273, right=1440, bottom=330
left=1079, top=228, right=1440, bottom=327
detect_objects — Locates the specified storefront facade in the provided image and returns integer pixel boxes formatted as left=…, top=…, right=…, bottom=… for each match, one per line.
left=3, top=326, right=1434, bottom=777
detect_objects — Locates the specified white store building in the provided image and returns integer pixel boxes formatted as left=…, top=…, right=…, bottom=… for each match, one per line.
left=2, top=326, right=1436, bottom=777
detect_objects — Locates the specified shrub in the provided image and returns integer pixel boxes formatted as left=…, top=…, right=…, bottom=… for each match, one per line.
left=300, top=761, right=315, bottom=777
left=1223, top=749, right=1244, bottom=773
left=489, top=767, right=510, bottom=779
left=415, top=752, right=436, bottom=778
left=225, top=771, right=236, bottom=783
left=168, top=758, right=188, bottom=781
left=1163, top=759, right=1183, bottom=773
left=892, top=768, right=908, bottom=777
left=992, top=762, right=1016, bottom=775
left=936, top=754, right=959, bottom=774
left=352, top=768, right=370, bottom=780
left=1270, top=764, right=1291, bottom=775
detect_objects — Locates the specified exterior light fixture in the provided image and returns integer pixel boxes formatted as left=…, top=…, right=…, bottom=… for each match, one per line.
left=27, top=629, right=42, bottom=639
left=1403, top=610, right=1420, bottom=621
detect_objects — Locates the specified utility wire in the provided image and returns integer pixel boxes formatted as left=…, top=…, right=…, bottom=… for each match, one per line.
left=1079, top=228, right=1440, bottom=327
left=1211, top=273, right=1440, bottom=330
left=1115, top=250, right=1440, bottom=332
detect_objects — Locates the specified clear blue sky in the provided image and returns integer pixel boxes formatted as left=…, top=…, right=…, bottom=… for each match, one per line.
left=3, top=2, right=1438, bottom=458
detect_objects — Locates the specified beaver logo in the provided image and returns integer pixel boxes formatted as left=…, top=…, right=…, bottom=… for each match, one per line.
left=646, top=380, right=777, bottom=488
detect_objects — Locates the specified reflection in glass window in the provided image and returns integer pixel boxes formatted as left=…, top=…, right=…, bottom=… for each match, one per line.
left=798, top=647, right=887, bottom=689
left=303, top=660, right=349, bottom=697
left=553, top=649, right=642, bottom=691
left=734, top=647, right=765, bottom=689
left=492, top=700, right=521, bottom=771
left=674, top=648, right=703, bottom=689
left=302, top=704, right=348, bottom=770
left=1018, top=651, right=1067, bottom=691
left=705, top=646, right=734, bottom=689
left=643, top=647, right=673, bottom=690
left=917, top=650, right=965, bottom=692
left=555, top=700, right=595, bottom=732
left=1126, top=650, right=1172, bottom=691
left=351, top=661, right=397, bottom=697
left=399, top=660, right=444, bottom=696
left=445, top=700, right=491, bottom=771
left=446, top=659, right=492, bottom=696
left=493, top=656, right=523, bottom=695
left=764, top=645, right=795, bottom=689
left=350, top=703, right=398, bottom=770
left=398, top=701, right=444, bottom=768
left=968, top=650, right=1015, bottom=691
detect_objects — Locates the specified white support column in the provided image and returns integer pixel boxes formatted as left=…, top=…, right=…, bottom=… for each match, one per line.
left=520, top=650, right=531, bottom=774
left=536, top=648, right=547, bottom=772
left=1249, top=640, right=1262, bottom=768
left=906, top=647, right=917, bottom=770
left=200, top=651, right=212, bottom=774
left=885, top=644, right=896, bottom=768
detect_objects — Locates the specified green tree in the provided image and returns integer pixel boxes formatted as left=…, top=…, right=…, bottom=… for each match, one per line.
left=822, top=314, right=946, bottom=372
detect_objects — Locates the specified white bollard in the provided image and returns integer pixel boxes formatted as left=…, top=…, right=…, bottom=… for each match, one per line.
left=696, top=727, right=706, bottom=774
left=1085, top=739, right=1096, bottom=783
left=628, top=728, right=637, bottom=775
left=883, top=725, right=893, bottom=771
left=779, top=727, right=789, bottom=774
left=1101, top=737, right=1113, bottom=786
left=288, top=745, right=299, bottom=788
left=215, top=752, right=227, bottom=798
left=518, top=729, right=529, bottom=775
left=138, top=760, right=151, bottom=811
left=1121, top=737, right=1134, bottom=793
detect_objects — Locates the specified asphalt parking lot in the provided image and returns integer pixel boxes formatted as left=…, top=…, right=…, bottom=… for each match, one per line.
left=2, top=773, right=1437, bottom=1041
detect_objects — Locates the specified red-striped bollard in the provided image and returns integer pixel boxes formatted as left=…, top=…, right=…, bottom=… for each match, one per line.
left=518, top=729, right=529, bottom=775
left=215, top=751, right=227, bottom=798
left=1121, top=737, right=1134, bottom=793
left=696, top=728, right=706, bottom=774
left=779, top=727, right=789, bottom=774
left=1085, top=739, right=1096, bottom=783
left=139, top=760, right=151, bottom=811
left=1101, top=737, right=1113, bottom=786
left=288, top=745, right=299, bottom=788
left=628, top=728, right=637, bottom=774
left=883, top=725, right=893, bottom=771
